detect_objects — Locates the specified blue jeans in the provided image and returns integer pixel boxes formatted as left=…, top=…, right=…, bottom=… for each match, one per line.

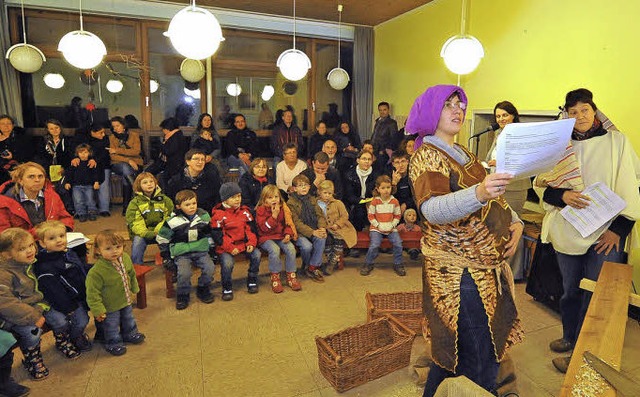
left=43, top=306, right=89, bottom=339
left=364, top=231, right=403, bottom=265
left=296, top=235, right=326, bottom=269
left=261, top=239, right=297, bottom=273
left=98, top=168, right=111, bottom=213
left=556, top=242, right=626, bottom=344
left=103, top=305, right=139, bottom=350
left=72, top=185, right=98, bottom=216
left=423, top=270, right=499, bottom=396
left=131, top=236, right=156, bottom=264
left=111, top=162, right=137, bottom=187
left=219, top=250, right=261, bottom=291
left=12, top=324, right=42, bottom=350
left=227, top=155, right=250, bottom=176
left=175, top=251, right=215, bottom=295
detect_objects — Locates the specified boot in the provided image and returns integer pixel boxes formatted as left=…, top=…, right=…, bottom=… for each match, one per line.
left=20, top=344, right=49, bottom=380
left=176, top=294, right=190, bottom=310
left=196, top=286, right=214, bottom=304
left=72, top=333, right=93, bottom=352
left=54, top=331, right=81, bottom=359
left=0, top=351, right=30, bottom=397
left=270, top=273, right=284, bottom=293
left=247, top=276, right=259, bottom=294
left=286, top=272, right=302, bottom=291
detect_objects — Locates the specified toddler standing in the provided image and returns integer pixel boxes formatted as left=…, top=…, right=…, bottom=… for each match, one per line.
left=64, top=143, right=100, bottom=222
left=86, top=230, right=145, bottom=356
left=361, top=175, right=406, bottom=276
left=396, top=208, right=421, bottom=260
left=255, top=185, right=301, bottom=293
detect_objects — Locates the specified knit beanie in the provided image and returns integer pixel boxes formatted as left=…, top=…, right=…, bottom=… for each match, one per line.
left=220, top=182, right=242, bottom=202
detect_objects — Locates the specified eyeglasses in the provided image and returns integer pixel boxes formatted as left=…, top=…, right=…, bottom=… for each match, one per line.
left=443, top=101, right=467, bottom=111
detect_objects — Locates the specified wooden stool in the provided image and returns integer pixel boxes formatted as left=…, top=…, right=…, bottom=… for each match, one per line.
left=133, top=264, right=155, bottom=309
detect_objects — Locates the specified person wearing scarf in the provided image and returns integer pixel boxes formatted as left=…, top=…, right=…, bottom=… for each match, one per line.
left=343, top=150, right=379, bottom=231
left=109, top=116, right=143, bottom=214
left=406, top=85, right=524, bottom=396
left=239, top=158, right=275, bottom=211
left=533, top=88, right=640, bottom=373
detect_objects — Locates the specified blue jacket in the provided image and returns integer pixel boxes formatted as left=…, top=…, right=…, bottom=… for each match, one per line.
left=34, top=249, right=88, bottom=314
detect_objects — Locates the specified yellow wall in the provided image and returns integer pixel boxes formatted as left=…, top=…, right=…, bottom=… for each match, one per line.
left=374, top=0, right=640, bottom=149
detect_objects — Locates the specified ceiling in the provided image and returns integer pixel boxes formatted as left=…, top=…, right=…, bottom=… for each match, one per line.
left=155, top=0, right=434, bottom=26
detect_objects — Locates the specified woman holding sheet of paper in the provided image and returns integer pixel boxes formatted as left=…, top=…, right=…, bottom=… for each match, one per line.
left=534, top=88, right=640, bottom=373
left=406, top=85, right=524, bottom=396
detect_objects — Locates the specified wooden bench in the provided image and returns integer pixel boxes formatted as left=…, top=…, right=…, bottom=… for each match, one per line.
left=352, top=230, right=422, bottom=250
left=133, top=264, right=155, bottom=309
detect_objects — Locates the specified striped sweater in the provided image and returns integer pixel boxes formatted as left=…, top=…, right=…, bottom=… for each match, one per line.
left=367, top=196, right=401, bottom=234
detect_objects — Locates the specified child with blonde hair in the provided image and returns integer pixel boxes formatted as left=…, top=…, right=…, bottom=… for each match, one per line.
left=316, top=180, right=356, bottom=274
left=396, top=208, right=421, bottom=260
left=361, top=175, right=405, bottom=276
left=125, top=172, right=174, bottom=264
left=255, top=185, right=300, bottom=293
left=86, top=230, right=145, bottom=356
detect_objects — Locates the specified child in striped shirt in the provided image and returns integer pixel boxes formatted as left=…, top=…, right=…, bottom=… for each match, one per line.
left=360, top=175, right=406, bottom=276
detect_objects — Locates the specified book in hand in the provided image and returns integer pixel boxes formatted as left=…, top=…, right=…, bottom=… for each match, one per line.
left=67, top=232, right=90, bottom=249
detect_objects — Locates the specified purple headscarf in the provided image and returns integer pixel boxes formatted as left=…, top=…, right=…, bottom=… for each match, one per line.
left=405, top=85, right=468, bottom=150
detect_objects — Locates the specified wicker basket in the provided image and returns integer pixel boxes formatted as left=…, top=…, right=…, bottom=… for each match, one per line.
left=366, top=291, right=424, bottom=335
left=315, top=315, right=415, bottom=392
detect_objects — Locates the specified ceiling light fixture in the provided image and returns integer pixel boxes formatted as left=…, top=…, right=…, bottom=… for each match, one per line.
left=5, top=0, right=46, bottom=73
left=327, top=4, right=349, bottom=90
left=226, top=83, right=242, bottom=97
left=261, top=85, right=275, bottom=101
left=43, top=73, right=65, bottom=89
left=276, top=0, right=311, bottom=81
left=180, top=59, right=205, bottom=83
left=440, top=0, right=484, bottom=78
left=165, top=1, right=224, bottom=60
left=150, top=79, right=159, bottom=93
left=106, top=79, right=123, bottom=93
left=57, top=0, right=107, bottom=70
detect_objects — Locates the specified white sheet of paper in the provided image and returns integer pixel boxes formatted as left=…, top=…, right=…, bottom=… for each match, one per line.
left=559, top=182, right=626, bottom=238
left=66, top=232, right=89, bottom=249
left=495, top=118, right=575, bottom=178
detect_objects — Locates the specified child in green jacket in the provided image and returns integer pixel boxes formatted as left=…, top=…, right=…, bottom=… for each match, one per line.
left=125, top=172, right=173, bottom=264
left=86, top=230, right=145, bottom=356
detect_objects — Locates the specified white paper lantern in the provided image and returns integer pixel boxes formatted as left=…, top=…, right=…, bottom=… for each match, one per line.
left=106, top=79, right=123, bottom=93
left=5, top=44, right=46, bottom=73
left=43, top=73, right=65, bottom=89
left=58, top=30, right=107, bottom=70
left=440, top=35, right=484, bottom=75
left=180, top=59, right=205, bottom=83
left=165, top=5, right=224, bottom=60
left=261, top=85, right=275, bottom=101
left=327, top=67, right=350, bottom=90
left=277, top=49, right=311, bottom=81
left=226, top=83, right=242, bottom=97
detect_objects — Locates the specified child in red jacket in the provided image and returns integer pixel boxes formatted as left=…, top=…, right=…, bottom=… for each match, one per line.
left=210, top=182, right=261, bottom=301
left=255, top=184, right=300, bottom=293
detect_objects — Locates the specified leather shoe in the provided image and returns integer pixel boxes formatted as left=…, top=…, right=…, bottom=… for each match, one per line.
left=549, top=338, right=573, bottom=353
left=552, top=356, right=571, bottom=373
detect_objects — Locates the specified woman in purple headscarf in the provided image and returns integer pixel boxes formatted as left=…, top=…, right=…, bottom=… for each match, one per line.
left=407, top=85, right=524, bottom=396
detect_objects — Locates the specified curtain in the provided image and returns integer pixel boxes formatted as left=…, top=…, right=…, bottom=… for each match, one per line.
left=352, top=26, right=373, bottom=140
left=0, top=0, right=24, bottom=124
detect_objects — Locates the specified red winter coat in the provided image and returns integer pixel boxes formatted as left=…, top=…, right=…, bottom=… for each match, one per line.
left=0, top=180, right=74, bottom=237
left=255, top=205, right=294, bottom=245
left=210, top=203, right=258, bottom=254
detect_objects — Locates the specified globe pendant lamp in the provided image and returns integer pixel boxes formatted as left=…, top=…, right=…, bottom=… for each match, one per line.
left=327, top=4, right=349, bottom=90
left=57, top=0, right=107, bottom=69
left=180, top=59, right=205, bottom=83
left=5, top=0, right=46, bottom=73
left=277, top=0, right=311, bottom=81
left=165, top=1, right=224, bottom=60
left=440, top=0, right=484, bottom=76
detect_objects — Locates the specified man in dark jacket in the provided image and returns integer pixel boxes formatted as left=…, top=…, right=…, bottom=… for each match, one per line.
left=370, top=102, right=398, bottom=168
left=225, top=114, right=257, bottom=176
left=271, top=110, right=303, bottom=162
left=166, top=149, right=222, bottom=212
left=301, top=152, right=343, bottom=200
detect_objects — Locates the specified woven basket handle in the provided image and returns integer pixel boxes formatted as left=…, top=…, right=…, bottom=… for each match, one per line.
left=316, top=336, right=343, bottom=364
left=386, top=314, right=416, bottom=337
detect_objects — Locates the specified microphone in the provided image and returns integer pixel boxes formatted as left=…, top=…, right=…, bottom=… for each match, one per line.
left=469, top=122, right=499, bottom=139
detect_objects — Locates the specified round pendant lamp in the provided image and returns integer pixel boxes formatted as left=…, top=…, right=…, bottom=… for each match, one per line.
left=440, top=0, right=484, bottom=76
left=327, top=5, right=349, bottom=90
left=5, top=0, right=46, bottom=73
left=165, top=1, right=224, bottom=60
left=58, top=0, right=107, bottom=69
left=277, top=0, right=311, bottom=81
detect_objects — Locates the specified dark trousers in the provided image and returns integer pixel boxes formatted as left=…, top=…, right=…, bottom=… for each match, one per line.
left=423, top=270, right=499, bottom=396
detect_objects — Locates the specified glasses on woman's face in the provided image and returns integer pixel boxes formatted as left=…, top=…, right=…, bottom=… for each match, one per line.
left=443, top=101, right=467, bottom=111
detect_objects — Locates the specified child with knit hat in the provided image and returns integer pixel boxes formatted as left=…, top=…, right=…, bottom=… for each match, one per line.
left=211, top=182, right=261, bottom=301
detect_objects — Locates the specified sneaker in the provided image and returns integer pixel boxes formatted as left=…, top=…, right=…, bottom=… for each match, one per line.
left=393, top=264, right=407, bottom=276
left=176, top=294, right=190, bottom=310
left=305, top=267, right=325, bottom=283
left=359, top=263, right=374, bottom=276
left=196, top=286, right=215, bottom=303
left=247, top=278, right=259, bottom=294
left=73, top=334, right=93, bottom=352
left=124, top=333, right=146, bottom=345
left=549, top=338, right=574, bottom=353
left=99, top=211, right=111, bottom=217
left=105, top=345, right=127, bottom=356
left=222, top=290, right=234, bottom=301
left=552, top=356, right=571, bottom=373
left=88, top=213, right=97, bottom=221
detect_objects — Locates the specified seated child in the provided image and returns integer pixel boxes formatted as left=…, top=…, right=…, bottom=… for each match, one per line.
left=287, top=174, right=326, bottom=282
left=64, top=143, right=101, bottom=222
left=361, top=175, right=406, bottom=277
left=396, top=208, right=421, bottom=260
left=34, top=220, right=91, bottom=353
left=0, top=228, right=62, bottom=380
left=211, top=182, right=261, bottom=301
left=125, top=172, right=174, bottom=264
left=157, top=189, right=215, bottom=310
left=316, top=180, right=357, bottom=273
left=389, top=151, right=416, bottom=213
left=86, top=230, right=145, bottom=356
left=191, top=128, right=219, bottom=163
left=255, top=185, right=301, bottom=293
